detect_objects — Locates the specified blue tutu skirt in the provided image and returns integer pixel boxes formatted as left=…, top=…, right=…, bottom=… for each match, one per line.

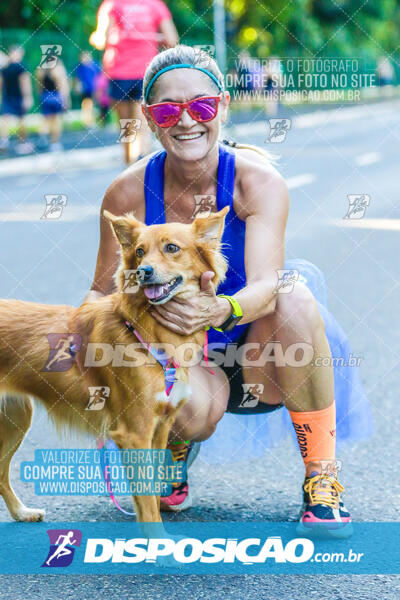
left=200, top=258, right=373, bottom=464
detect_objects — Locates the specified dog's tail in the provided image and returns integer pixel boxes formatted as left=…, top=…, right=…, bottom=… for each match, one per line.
left=0, top=393, right=34, bottom=453
left=0, top=393, right=33, bottom=422
left=0, top=390, right=32, bottom=408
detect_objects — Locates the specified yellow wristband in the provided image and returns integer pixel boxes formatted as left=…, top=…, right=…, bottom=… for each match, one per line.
left=211, top=294, right=243, bottom=332
left=218, top=294, right=243, bottom=317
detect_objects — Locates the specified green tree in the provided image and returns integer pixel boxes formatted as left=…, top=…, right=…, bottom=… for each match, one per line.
left=0, top=0, right=399, bottom=65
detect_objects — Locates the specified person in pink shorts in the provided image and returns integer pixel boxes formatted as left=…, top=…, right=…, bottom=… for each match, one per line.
left=90, top=0, right=178, bottom=163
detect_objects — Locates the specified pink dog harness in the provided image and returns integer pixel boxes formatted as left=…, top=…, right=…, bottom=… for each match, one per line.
left=125, top=320, right=180, bottom=396
left=125, top=320, right=215, bottom=394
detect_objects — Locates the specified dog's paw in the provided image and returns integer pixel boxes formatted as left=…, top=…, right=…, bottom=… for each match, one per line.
left=154, top=552, right=183, bottom=570
left=152, top=534, right=187, bottom=570
left=14, top=505, right=46, bottom=522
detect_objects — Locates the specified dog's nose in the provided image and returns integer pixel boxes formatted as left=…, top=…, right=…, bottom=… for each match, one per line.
left=137, top=265, right=154, bottom=281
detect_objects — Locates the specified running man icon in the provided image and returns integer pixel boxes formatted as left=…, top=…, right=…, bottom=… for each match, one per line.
left=118, top=119, right=141, bottom=143
left=238, top=383, right=264, bottom=408
left=39, top=45, right=62, bottom=69
left=122, top=269, right=140, bottom=293
left=42, top=333, right=82, bottom=372
left=86, top=386, right=110, bottom=410
left=46, top=531, right=77, bottom=566
left=41, top=194, right=67, bottom=220
left=42, top=529, right=82, bottom=568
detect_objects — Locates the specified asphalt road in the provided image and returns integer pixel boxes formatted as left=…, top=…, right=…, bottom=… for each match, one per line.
left=0, top=100, right=399, bottom=598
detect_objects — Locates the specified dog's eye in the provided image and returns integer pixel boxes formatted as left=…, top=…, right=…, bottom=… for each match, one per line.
left=136, top=248, right=145, bottom=258
left=165, top=243, right=180, bottom=253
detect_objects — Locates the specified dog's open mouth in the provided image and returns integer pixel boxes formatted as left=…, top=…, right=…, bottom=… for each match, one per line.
left=142, top=276, right=183, bottom=303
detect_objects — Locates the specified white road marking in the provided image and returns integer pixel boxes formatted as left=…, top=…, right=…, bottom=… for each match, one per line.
left=355, top=152, right=382, bottom=166
left=0, top=204, right=99, bottom=222
left=293, top=105, right=391, bottom=129
left=13, top=176, right=46, bottom=188
left=332, top=218, right=400, bottom=230
left=232, top=102, right=396, bottom=137
left=287, top=173, right=316, bottom=189
left=0, top=145, right=122, bottom=177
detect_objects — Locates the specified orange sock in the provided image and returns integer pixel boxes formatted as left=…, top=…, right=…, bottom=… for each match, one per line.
left=288, top=402, right=336, bottom=467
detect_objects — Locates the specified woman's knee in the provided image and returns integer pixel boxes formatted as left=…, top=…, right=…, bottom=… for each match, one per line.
left=171, top=401, right=218, bottom=442
left=274, top=281, right=325, bottom=338
left=193, top=396, right=227, bottom=441
left=171, top=373, right=228, bottom=441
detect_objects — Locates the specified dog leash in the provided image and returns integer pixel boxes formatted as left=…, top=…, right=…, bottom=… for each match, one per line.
left=202, top=328, right=215, bottom=375
left=96, top=437, right=136, bottom=516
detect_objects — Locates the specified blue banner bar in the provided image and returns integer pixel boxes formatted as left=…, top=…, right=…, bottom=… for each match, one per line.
left=0, top=522, right=398, bottom=574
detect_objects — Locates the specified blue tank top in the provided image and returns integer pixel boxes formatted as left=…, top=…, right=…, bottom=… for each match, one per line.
left=144, top=142, right=249, bottom=344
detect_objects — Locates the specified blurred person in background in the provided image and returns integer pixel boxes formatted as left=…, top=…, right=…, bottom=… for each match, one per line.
left=90, top=0, right=179, bottom=164
left=235, top=50, right=255, bottom=101
left=0, top=50, right=7, bottom=68
left=0, top=45, right=34, bottom=155
left=377, top=56, right=394, bottom=87
left=263, top=56, right=283, bottom=116
left=233, top=51, right=264, bottom=108
left=36, top=58, right=70, bottom=152
left=95, top=71, right=111, bottom=127
left=75, top=51, right=101, bottom=127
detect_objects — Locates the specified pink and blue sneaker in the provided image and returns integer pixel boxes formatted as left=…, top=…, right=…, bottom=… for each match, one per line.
left=160, top=441, right=200, bottom=512
left=297, top=467, right=353, bottom=538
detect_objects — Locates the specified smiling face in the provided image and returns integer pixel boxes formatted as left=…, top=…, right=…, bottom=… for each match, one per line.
left=143, top=68, right=230, bottom=162
left=104, top=208, right=229, bottom=305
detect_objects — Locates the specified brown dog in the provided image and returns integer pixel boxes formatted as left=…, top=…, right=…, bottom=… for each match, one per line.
left=0, top=206, right=228, bottom=526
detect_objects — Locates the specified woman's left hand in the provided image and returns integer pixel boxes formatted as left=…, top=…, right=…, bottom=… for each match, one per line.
left=150, top=271, right=232, bottom=335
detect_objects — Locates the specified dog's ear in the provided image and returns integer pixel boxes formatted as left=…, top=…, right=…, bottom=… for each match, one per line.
left=103, top=210, right=142, bottom=249
left=192, top=206, right=229, bottom=243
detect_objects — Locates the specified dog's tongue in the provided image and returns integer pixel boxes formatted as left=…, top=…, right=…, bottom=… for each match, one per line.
left=143, top=284, right=168, bottom=300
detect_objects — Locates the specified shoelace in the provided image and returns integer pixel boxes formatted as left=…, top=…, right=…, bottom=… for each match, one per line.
left=171, top=446, right=190, bottom=462
left=171, top=481, right=188, bottom=495
left=169, top=443, right=190, bottom=489
left=304, top=473, right=344, bottom=508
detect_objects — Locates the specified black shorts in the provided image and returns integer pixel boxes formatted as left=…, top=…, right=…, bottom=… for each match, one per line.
left=211, top=327, right=285, bottom=415
left=81, top=91, right=94, bottom=101
left=109, top=79, right=143, bottom=102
